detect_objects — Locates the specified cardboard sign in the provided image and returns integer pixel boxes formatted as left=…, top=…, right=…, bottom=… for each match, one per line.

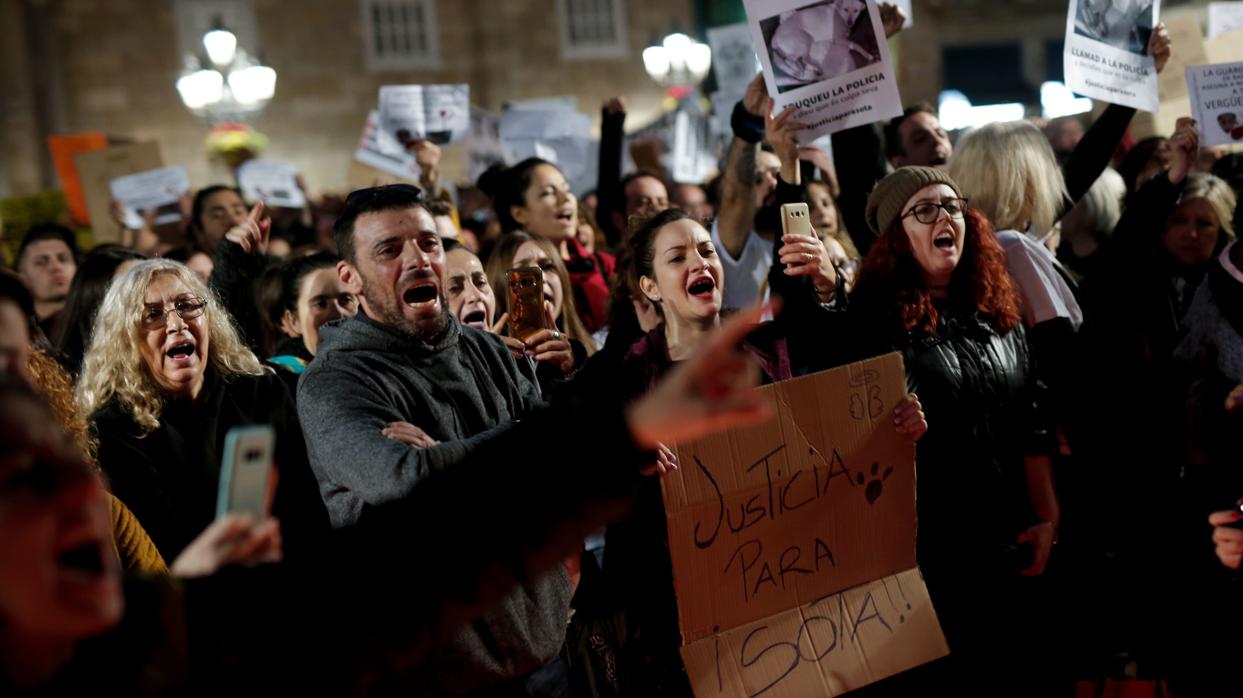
left=47, top=132, right=107, bottom=226
left=237, top=160, right=305, bottom=209
left=354, top=110, right=422, bottom=182
left=1064, top=0, right=1161, bottom=112
left=75, top=142, right=163, bottom=244
left=378, top=83, right=470, bottom=146
left=1187, top=62, right=1243, bottom=147
left=1209, top=2, right=1243, bottom=38
left=109, top=166, right=191, bottom=228
left=668, top=110, right=719, bottom=185
left=744, top=0, right=902, bottom=142
left=1157, top=13, right=1208, bottom=102
left=663, top=352, right=948, bottom=697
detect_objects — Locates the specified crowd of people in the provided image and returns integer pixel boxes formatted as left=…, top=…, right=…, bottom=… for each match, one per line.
left=4, top=4, right=1243, bottom=696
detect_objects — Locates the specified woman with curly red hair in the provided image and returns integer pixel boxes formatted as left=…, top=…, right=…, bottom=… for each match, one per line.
left=852, top=167, right=1059, bottom=694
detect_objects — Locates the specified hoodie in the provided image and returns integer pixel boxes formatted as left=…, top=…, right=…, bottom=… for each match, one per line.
left=298, top=311, right=569, bottom=695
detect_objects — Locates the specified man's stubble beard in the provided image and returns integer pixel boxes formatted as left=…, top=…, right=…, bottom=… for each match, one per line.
left=360, top=275, right=451, bottom=344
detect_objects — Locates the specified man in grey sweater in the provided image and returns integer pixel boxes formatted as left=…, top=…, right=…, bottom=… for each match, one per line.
left=298, top=184, right=571, bottom=697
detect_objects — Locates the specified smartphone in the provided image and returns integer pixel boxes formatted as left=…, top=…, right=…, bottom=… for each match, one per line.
left=507, top=266, right=547, bottom=342
left=781, top=202, right=814, bottom=238
left=216, top=425, right=275, bottom=519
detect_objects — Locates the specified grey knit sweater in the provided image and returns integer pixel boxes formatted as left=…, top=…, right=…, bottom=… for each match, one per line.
left=298, top=311, right=570, bottom=695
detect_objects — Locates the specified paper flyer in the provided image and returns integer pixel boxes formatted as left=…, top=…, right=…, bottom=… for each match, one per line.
left=378, top=83, right=470, bottom=146
left=743, top=0, right=902, bottom=142
left=236, top=160, right=305, bottom=209
left=354, top=111, right=422, bottom=182
left=109, top=165, right=191, bottom=227
left=1187, top=62, right=1243, bottom=147
left=499, top=107, right=593, bottom=185
left=1208, top=2, right=1243, bottom=38
left=1064, top=0, right=1161, bottom=112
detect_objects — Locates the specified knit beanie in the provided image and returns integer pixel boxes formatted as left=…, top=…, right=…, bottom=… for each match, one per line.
left=865, top=166, right=962, bottom=235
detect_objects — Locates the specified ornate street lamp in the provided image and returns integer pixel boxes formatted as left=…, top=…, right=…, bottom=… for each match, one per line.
left=176, top=17, right=276, bottom=122
left=643, top=31, right=712, bottom=97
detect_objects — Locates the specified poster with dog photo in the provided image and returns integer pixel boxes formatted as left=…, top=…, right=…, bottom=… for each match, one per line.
left=1064, top=0, right=1161, bottom=112
left=744, top=0, right=900, bottom=141
left=1187, top=62, right=1243, bottom=148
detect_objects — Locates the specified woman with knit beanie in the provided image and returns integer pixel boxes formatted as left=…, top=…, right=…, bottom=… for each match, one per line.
left=850, top=166, right=1060, bottom=695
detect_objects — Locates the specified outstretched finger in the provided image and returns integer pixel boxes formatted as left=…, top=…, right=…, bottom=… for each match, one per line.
left=491, top=312, right=510, bottom=334
left=248, top=200, right=265, bottom=223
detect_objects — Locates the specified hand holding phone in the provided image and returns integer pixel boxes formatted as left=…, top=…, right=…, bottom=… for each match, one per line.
left=216, top=425, right=275, bottom=519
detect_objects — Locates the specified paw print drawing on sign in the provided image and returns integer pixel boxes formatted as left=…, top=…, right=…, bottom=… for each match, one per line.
left=848, top=369, right=884, bottom=421
left=856, top=462, right=894, bottom=504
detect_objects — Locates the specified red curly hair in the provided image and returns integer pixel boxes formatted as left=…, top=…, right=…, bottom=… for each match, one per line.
left=853, top=207, right=1021, bottom=336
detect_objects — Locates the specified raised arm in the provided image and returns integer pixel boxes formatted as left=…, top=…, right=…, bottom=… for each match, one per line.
left=717, top=74, right=769, bottom=259
left=596, top=97, right=627, bottom=247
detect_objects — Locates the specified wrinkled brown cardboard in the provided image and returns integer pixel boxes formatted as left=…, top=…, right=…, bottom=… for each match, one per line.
left=663, top=352, right=948, bottom=696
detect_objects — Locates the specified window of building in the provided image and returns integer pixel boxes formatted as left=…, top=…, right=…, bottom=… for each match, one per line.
left=361, top=0, right=440, bottom=70
left=558, top=0, right=628, bottom=60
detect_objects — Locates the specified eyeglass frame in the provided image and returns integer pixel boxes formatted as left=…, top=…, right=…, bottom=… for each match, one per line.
left=900, top=197, right=970, bottom=225
left=140, top=296, right=208, bottom=329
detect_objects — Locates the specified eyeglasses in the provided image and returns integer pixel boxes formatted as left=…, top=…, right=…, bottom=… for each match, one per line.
left=902, top=198, right=969, bottom=225
left=344, top=183, right=423, bottom=207
left=141, top=297, right=207, bottom=329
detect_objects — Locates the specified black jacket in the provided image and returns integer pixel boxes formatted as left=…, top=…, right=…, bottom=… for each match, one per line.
left=91, top=369, right=329, bottom=561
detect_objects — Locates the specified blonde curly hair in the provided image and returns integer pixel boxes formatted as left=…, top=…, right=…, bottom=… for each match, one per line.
left=77, top=259, right=267, bottom=434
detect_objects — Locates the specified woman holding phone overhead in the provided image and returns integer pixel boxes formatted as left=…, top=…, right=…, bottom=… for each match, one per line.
left=76, top=259, right=328, bottom=561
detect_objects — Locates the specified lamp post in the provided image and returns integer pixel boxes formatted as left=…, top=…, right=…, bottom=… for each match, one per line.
left=176, top=17, right=276, bottom=122
left=642, top=31, right=712, bottom=98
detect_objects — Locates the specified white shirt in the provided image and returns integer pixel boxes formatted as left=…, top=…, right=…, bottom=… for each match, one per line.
left=996, top=229, right=1083, bottom=329
left=711, top=217, right=772, bottom=309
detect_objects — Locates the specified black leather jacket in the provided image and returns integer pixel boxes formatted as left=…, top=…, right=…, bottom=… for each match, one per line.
left=891, top=310, right=1051, bottom=571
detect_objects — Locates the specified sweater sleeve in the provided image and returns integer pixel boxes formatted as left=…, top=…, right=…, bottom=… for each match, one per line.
left=297, top=361, right=517, bottom=527
left=173, top=394, right=647, bottom=693
left=107, top=492, right=169, bottom=576
left=1058, top=103, right=1135, bottom=220
left=208, top=240, right=270, bottom=352
left=596, top=107, right=627, bottom=248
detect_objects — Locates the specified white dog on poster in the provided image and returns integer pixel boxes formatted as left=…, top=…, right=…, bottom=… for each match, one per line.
left=770, top=0, right=878, bottom=85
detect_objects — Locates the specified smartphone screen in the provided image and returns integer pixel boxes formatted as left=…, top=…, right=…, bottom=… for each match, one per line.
left=216, top=425, right=275, bottom=519
left=507, top=266, right=547, bottom=342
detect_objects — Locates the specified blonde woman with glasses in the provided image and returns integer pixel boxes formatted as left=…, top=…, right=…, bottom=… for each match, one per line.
left=77, top=259, right=328, bottom=561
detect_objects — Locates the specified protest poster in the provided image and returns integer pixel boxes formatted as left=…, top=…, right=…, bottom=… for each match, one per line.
left=668, top=109, right=719, bottom=185
left=1064, top=0, right=1161, bottom=112
left=663, top=353, right=948, bottom=697
left=237, top=160, right=305, bottom=209
left=75, top=142, right=164, bottom=244
left=354, top=111, right=422, bottom=183
left=468, top=107, right=507, bottom=185
left=1187, top=62, right=1243, bottom=147
left=1209, top=2, right=1243, bottom=38
left=109, top=166, right=191, bottom=228
left=708, top=23, right=762, bottom=97
left=47, top=132, right=107, bottom=227
left=499, top=107, right=593, bottom=186
left=743, top=0, right=901, bottom=142
left=378, top=83, right=470, bottom=146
